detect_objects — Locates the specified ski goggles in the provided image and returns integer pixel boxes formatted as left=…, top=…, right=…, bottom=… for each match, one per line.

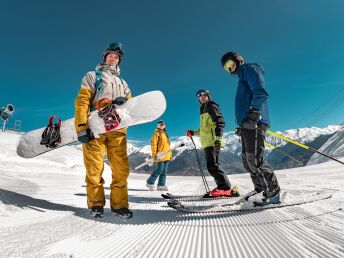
left=197, top=92, right=209, bottom=98
left=223, top=59, right=235, bottom=73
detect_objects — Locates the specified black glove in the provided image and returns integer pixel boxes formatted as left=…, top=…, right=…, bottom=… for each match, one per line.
left=186, top=130, right=194, bottom=137
left=113, top=96, right=127, bottom=105
left=214, top=136, right=221, bottom=151
left=77, top=128, right=94, bottom=143
left=242, top=108, right=261, bottom=130
left=247, top=108, right=261, bottom=121
left=234, top=127, right=242, bottom=136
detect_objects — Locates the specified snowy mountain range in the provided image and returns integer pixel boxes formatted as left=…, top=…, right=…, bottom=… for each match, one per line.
left=129, top=125, right=344, bottom=175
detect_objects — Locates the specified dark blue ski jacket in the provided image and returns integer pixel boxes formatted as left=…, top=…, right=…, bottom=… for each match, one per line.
left=235, top=63, right=270, bottom=127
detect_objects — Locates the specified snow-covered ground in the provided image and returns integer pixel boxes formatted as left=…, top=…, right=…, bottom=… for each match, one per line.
left=0, top=131, right=343, bottom=257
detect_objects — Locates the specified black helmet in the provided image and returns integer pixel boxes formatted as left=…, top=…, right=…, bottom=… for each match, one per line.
left=221, top=51, right=244, bottom=73
left=103, top=42, right=124, bottom=63
left=196, top=89, right=211, bottom=100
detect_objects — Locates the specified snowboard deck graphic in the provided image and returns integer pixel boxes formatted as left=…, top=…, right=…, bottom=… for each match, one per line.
left=167, top=192, right=332, bottom=213
left=17, top=91, right=166, bottom=158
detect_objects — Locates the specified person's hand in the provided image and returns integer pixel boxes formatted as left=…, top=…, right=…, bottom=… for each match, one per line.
left=113, top=96, right=127, bottom=105
left=247, top=108, right=261, bottom=121
left=214, top=136, right=221, bottom=151
left=186, top=130, right=194, bottom=137
left=242, top=108, right=261, bottom=130
left=77, top=128, right=94, bottom=143
left=234, top=127, right=242, bottom=136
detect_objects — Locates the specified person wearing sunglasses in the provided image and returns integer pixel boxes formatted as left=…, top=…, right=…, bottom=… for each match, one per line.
left=146, top=120, right=171, bottom=191
left=220, top=51, right=280, bottom=206
left=186, top=90, right=237, bottom=197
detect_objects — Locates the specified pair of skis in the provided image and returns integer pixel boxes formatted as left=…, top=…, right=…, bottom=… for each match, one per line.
left=163, top=190, right=261, bottom=213
left=163, top=190, right=332, bottom=213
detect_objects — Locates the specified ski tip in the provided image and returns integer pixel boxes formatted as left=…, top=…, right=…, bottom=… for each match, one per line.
left=167, top=199, right=182, bottom=208
left=161, top=193, right=171, bottom=199
left=203, top=193, right=211, bottom=198
left=167, top=202, right=176, bottom=208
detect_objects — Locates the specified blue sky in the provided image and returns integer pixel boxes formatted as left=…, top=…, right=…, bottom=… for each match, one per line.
left=1, top=0, right=344, bottom=143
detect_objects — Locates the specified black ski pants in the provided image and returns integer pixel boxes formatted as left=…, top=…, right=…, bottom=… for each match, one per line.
left=204, top=146, right=231, bottom=190
left=241, top=125, right=280, bottom=195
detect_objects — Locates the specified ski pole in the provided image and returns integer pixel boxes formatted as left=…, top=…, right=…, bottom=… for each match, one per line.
left=265, top=129, right=344, bottom=166
left=188, top=134, right=210, bottom=193
left=264, top=141, right=303, bottom=166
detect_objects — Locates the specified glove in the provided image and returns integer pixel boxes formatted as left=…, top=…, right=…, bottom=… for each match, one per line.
left=247, top=108, right=261, bottom=121
left=214, top=136, right=221, bottom=151
left=186, top=130, right=194, bottom=137
left=113, top=96, right=127, bottom=105
left=77, top=128, right=95, bottom=143
left=234, top=127, right=242, bottom=136
left=242, top=108, right=261, bottom=130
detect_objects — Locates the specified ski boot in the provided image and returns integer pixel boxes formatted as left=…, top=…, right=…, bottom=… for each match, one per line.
left=90, top=206, right=104, bottom=218
left=146, top=183, right=155, bottom=191
left=157, top=185, right=168, bottom=191
left=208, top=185, right=239, bottom=197
left=254, top=189, right=281, bottom=207
left=112, top=208, right=133, bottom=219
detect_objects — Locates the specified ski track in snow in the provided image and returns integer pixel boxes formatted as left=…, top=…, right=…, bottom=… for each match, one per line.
left=0, top=132, right=344, bottom=257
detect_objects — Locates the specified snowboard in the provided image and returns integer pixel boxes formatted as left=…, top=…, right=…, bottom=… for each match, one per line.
left=134, top=141, right=185, bottom=170
left=167, top=191, right=332, bottom=213
left=17, top=91, right=166, bottom=158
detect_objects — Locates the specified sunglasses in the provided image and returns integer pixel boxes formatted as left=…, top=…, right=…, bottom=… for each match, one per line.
left=223, top=59, right=235, bottom=73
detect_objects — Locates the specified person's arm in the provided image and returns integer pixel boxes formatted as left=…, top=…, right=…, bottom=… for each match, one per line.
left=244, top=65, right=269, bottom=111
left=74, top=72, right=95, bottom=133
left=186, top=129, right=200, bottom=136
left=123, top=79, right=132, bottom=100
left=193, top=129, right=200, bottom=135
left=207, top=103, right=225, bottom=137
left=151, top=131, right=159, bottom=158
left=113, top=80, right=132, bottom=104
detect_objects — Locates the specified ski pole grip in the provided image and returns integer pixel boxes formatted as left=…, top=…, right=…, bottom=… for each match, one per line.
left=186, top=130, right=194, bottom=137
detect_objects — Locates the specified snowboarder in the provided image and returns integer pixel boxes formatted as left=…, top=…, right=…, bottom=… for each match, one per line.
left=220, top=51, right=280, bottom=205
left=74, top=42, right=133, bottom=219
left=146, top=120, right=171, bottom=191
left=186, top=90, right=235, bottom=197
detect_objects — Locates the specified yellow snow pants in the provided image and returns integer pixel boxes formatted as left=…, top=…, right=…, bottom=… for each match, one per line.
left=82, top=130, right=129, bottom=209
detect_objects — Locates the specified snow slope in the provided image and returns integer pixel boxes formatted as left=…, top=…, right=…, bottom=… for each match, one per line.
left=0, top=131, right=344, bottom=257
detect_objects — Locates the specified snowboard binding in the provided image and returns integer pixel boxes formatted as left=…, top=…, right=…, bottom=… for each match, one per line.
left=96, top=98, right=121, bottom=132
left=40, top=115, right=62, bottom=148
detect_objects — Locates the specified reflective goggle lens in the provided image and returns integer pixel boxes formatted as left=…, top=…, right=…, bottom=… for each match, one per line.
left=197, top=92, right=208, bottom=98
left=223, top=59, right=235, bottom=73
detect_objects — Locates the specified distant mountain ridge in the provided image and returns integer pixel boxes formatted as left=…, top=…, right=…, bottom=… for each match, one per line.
left=129, top=125, right=343, bottom=176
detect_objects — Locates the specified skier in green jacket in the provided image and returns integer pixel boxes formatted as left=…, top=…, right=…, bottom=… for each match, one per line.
left=186, top=89, right=237, bottom=197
